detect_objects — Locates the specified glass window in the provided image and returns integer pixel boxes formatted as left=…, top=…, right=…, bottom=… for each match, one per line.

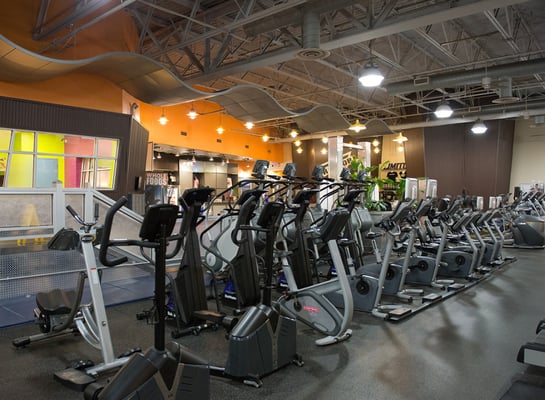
left=65, top=136, right=95, bottom=156
left=37, top=133, right=66, bottom=154
left=12, top=131, right=35, bottom=152
left=0, top=130, right=12, bottom=150
left=97, top=138, right=118, bottom=157
left=96, top=159, right=116, bottom=189
left=0, top=129, right=119, bottom=190
left=0, top=152, right=7, bottom=187
left=8, top=154, right=34, bottom=187
left=64, top=157, right=83, bottom=188
left=80, top=158, right=96, bottom=189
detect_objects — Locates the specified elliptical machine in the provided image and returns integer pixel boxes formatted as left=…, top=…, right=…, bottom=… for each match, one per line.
left=85, top=198, right=210, bottom=400
left=201, top=189, right=266, bottom=312
left=210, top=200, right=303, bottom=387
left=160, top=187, right=235, bottom=338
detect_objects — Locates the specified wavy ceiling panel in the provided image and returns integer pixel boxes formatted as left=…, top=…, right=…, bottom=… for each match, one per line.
left=0, top=35, right=354, bottom=133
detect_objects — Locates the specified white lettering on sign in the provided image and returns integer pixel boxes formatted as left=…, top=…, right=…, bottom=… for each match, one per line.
left=146, top=172, right=168, bottom=186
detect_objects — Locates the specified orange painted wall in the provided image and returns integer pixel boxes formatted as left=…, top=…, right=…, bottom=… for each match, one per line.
left=139, top=101, right=284, bottom=162
left=0, top=73, right=123, bottom=113
left=0, top=1, right=285, bottom=163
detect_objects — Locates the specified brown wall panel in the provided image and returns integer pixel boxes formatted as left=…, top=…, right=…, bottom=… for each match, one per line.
left=403, top=128, right=425, bottom=178
left=495, top=120, right=515, bottom=196
left=424, top=120, right=514, bottom=200
left=424, top=125, right=465, bottom=197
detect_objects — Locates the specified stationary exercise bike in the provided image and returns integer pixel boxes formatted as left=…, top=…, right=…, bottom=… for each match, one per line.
left=13, top=203, right=139, bottom=392
left=85, top=198, right=210, bottom=400
left=278, top=204, right=354, bottom=346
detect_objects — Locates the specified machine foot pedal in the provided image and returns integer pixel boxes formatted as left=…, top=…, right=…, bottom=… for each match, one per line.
left=54, top=367, right=96, bottom=391
left=422, top=293, right=442, bottom=303
left=448, top=283, right=465, bottom=291
left=388, top=307, right=412, bottom=319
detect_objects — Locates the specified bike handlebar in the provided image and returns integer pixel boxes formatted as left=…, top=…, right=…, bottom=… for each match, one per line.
left=99, top=197, right=129, bottom=267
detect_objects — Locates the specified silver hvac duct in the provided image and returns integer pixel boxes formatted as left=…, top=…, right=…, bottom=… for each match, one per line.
left=272, top=100, right=545, bottom=142
left=297, top=10, right=330, bottom=59
left=385, top=58, right=545, bottom=94
left=243, top=0, right=362, bottom=37
left=392, top=101, right=545, bottom=131
left=492, top=77, right=520, bottom=104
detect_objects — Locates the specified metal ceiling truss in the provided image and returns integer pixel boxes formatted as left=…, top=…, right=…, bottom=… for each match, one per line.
left=30, top=0, right=545, bottom=132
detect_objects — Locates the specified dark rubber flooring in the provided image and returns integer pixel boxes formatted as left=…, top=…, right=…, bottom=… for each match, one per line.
left=1, top=247, right=544, bottom=400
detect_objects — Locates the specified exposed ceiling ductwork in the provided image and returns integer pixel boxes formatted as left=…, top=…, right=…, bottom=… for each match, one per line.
left=24, top=0, right=545, bottom=131
left=272, top=99, right=545, bottom=142
left=243, top=0, right=362, bottom=37
left=296, top=10, right=330, bottom=60
left=492, top=77, right=520, bottom=104
left=385, top=58, right=545, bottom=95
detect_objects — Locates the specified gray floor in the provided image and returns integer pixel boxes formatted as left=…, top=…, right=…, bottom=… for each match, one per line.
left=1, top=247, right=544, bottom=400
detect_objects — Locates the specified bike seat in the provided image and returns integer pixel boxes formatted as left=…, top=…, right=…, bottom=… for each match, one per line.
left=36, top=288, right=78, bottom=315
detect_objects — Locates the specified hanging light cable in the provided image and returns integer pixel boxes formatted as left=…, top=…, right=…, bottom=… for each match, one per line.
left=217, top=113, right=224, bottom=134
left=187, top=103, right=198, bottom=120
left=158, top=108, right=169, bottom=125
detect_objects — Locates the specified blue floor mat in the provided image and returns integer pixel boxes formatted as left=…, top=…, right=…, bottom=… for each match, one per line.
left=0, top=274, right=155, bottom=328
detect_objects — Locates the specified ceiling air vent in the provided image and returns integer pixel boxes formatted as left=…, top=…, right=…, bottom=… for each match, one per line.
left=296, top=48, right=330, bottom=60
left=296, top=10, right=330, bottom=60
left=414, top=76, right=430, bottom=86
left=492, top=77, right=520, bottom=104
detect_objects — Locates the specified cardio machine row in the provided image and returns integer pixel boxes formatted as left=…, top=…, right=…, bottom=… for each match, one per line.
left=11, top=159, right=518, bottom=399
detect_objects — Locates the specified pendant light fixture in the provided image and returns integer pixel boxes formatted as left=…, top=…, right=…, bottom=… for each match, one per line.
left=434, top=102, right=453, bottom=118
left=245, top=121, right=254, bottom=130
left=471, top=119, right=488, bottom=134
left=359, top=61, right=384, bottom=87
left=349, top=119, right=366, bottom=133
left=392, top=132, right=408, bottom=143
left=217, top=113, right=224, bottom=134
left=158, top=109, right=169, bottom=125
left=262, top=134, right=270, bottom=142
left=289, top=129, right=298, bottom=138
left=187, top=103, right=198, bottom=120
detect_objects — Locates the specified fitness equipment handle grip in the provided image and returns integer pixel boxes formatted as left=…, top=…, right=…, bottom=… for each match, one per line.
left=99, top=197, right=129, bottom=267
left=65, top=205, right=85, bottom=226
